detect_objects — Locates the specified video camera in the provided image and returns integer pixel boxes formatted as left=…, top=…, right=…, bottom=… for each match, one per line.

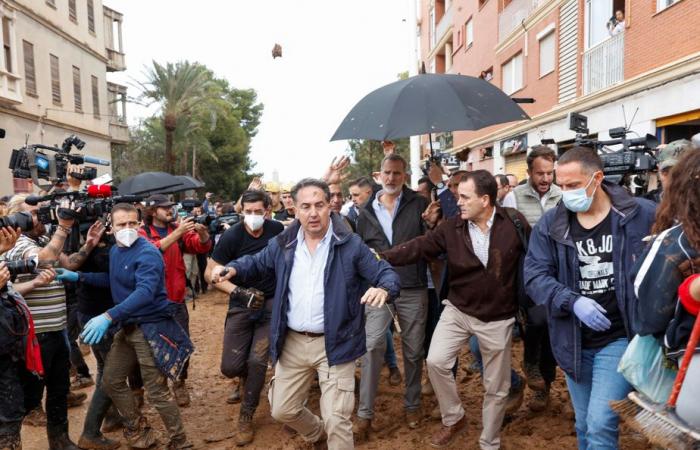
left=211, top=213, right=241, bottom=234
left=26, top=185, right=143, bottom=226
left=4, top=256, right=38, bottom=278
left=0, top=211, right=33, bottom=232
left=568, top=112, right=659, bottom=195
left=8, top=134, right=110, bottom=189
left=179, top=199, right=213, bottom=226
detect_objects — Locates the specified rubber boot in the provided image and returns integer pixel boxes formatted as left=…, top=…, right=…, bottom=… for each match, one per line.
left=47, top=422, right=80, bottom=450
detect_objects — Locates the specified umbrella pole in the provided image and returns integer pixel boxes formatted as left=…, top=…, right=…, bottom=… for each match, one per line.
left=428, top=133, right=434, bottom=158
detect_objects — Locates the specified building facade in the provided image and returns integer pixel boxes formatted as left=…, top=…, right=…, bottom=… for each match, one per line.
left=0, top=0, right=127, bottom=194
left=417, top=0, right=700, bottom=181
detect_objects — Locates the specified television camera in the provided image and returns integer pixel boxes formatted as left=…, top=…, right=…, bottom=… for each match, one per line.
left=179, top=199, right=214, bottom=227
left=8, top=134, right=110, bottom=189
left=568, top=112, right=659, bottom=195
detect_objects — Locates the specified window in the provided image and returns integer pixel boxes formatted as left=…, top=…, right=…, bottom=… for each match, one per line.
left=50, top=54, right=61, bottom=104
left=539, top=31, right=555, bottom=77
left=72, top=66, right=81, bottom=111
left=69, top=0, right=77, bottom=22
left=91, top=75, right=99, bottom=117
left=429, top=7, right=436, bottom=48
left=502, top=52, right=523, bottom=95
left=87, top=0, right=95, bottom=33
left=23, top=41, right=36, bottom=96
left=465, top=18, right=474, bottom=47
left=46, top=0, right=56, bottom=7
left=2, top=16, right=13, bottom=73
left=657, top=0, right=680, bottom=11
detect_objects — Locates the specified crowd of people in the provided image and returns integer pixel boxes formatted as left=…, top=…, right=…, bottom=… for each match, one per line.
left=0, top=135, right=699, bottom=450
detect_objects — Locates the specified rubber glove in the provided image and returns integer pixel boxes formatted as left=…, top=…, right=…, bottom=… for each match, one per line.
left=80, top=313, right=112, bottom=345
left=573, top=296, right=611, bottom=332
left=55, top=268, right=80, bottom=282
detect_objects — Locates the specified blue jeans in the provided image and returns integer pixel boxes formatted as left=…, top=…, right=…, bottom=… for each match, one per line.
left=384, top=328, right=397, bottom=369
left=469, top=335, right=522, bottom=390
left=565, top=338, right=631, bottom=450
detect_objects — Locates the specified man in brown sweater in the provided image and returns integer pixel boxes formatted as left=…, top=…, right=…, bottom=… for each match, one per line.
left=382, top=170, right=530, bottom=449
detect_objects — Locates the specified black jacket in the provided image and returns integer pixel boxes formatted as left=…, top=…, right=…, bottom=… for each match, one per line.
left=356, top=186, right=429, bottom=289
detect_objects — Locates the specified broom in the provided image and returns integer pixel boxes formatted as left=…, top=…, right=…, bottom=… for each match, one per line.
left=611, top=306, right=700, bottom=449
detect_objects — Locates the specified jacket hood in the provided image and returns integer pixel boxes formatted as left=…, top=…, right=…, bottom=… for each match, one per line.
left=276, top=212, right=353, bottom=248
left=549, top=180, right=639, bottom=242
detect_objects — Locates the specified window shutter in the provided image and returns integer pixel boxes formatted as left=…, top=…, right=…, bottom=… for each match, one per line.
left=69, top=0, right=77, bottom=22
left=91, top=75, right=100, bottom=117
left=87, top=0, right=95, bottom=32
left=23, top=40, right=36, bottom=96
left=73, top=66, right=82, bottom=111
left=50, top=54, right=61, bottom=104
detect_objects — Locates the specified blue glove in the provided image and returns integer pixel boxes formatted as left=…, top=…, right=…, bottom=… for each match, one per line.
left=80, top=313, right=112, bottom=345
left=573, top=296, right=611, bottom=332
left=55, top=268, right=79, bottom=282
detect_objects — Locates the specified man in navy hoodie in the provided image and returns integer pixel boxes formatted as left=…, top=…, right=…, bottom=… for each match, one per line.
left=79, top=203, right=192, bottom=450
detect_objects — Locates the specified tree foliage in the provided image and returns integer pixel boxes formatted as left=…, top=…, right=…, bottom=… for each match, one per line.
left=113, top=61, right=263, bottom=200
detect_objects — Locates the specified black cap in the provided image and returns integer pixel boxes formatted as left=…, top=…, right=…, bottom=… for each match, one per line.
left=144, top=194, right=175, bottom=208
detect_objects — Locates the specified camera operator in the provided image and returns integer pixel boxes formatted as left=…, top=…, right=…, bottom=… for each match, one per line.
left=3, top=194, right=103, bottom=449
left=204, top=190, right=283, bottom=446
left=643, top=139, right=694, bottom=203
left=139, top=194, right=212, bottom=407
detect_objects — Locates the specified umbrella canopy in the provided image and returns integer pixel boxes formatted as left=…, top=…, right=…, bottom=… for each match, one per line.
left=117, top=172, right=184, bottom=196
left=148, top=175, right=205, bottom=195
left=331, top=73, right=529, bottom=142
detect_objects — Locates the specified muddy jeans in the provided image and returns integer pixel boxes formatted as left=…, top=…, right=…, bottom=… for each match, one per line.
left=220, top=300, right=271, bottom=415
left=0, top=355, right=29, bottom=445
left=102, top=326, right=186, bottom=443
left=171, top=303, right=190, bottom=381
left=269, top=330, right=355, bottom=450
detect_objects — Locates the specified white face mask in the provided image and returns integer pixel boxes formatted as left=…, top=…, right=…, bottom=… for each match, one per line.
left=115, top=228, right=139, bottom=247
left=244, top=214, right=265, bottom=231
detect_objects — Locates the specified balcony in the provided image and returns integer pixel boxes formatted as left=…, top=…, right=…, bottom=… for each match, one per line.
left=583, top=32, right=624, bottom=95
left=106, top=48, right=125, bottom=71
left=433, top=5, right=453, bottom=50
left=109, top=122, right=129, bottom=143
left=498, top=0, right=541, bottom=43
left=0, top=69, right=22, bottom=104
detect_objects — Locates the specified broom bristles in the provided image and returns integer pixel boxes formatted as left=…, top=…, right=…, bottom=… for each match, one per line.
left=611, top=397, right=700, bottom=450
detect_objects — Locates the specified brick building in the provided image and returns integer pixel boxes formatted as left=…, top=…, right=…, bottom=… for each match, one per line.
left=0, top=0, right=127, bottom=194
left=416, top=0, right=700, bottom=181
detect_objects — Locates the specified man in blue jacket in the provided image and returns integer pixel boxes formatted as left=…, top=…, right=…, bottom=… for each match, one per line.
left=79, top=203, right=192, bottom=450
left=212, top=178, right=400, bottom=450
left=524, top=147, right=656, bottom=450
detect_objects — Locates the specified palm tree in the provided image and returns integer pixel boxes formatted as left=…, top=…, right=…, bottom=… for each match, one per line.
left=136, top=61, right=218, bottom=173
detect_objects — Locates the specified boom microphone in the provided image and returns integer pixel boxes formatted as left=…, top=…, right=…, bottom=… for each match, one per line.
left=82, top=155, right=111, bottom=166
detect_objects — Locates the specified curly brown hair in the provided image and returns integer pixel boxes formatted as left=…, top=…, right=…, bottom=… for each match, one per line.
left=652, top=149, right=700, bottom=249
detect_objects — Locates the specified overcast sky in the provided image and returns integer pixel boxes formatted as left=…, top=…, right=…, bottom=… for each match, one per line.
left=105, top=0, right=414, bottom=184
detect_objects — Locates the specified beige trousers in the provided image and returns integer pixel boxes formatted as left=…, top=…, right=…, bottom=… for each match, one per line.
left=268, top=330, right=356, bottom=450
left=426, top=301, right=514, bottom=450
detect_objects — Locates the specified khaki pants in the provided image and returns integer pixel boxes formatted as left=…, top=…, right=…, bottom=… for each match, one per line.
left=268, top=330, right=355, bottom=450
left=427, top=301, right=514, bottom=450
left=102, top=326, right=186, bottom=443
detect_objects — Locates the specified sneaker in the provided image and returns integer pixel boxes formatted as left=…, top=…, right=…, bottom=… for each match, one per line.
left=352, top=417, right=371, bottom=443
left=24, top=406, right=47, bottom=427
left=405, top=409, right=422, bottom=429
left=172, top=380, right=191, bottom=407
left=505, top=378, right=525, bottom=415
left=389, top=367, right=402, bottom=387
left=528, top=386, right=550, bottom=413
left=421, top=380, right=434, bottom=396
left=67, top=391, right=87, bottom=408
left=77, top=433, right=121, bottom=450
left=234, top=411, right=255, bottom=446
left=71, top=374, right=95, bottom=391
left=124, top=417, right=157, bottom=449
left=523, top=363, right=546, bottom=392
left=429, top=415, right=467, bottom=448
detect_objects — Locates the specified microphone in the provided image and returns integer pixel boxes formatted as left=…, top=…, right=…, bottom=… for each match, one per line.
left=87, top=184, right=112, bottom=198
left=25, top=195, right=50, bottom=206
left=82, top=155, right=111, bottom=166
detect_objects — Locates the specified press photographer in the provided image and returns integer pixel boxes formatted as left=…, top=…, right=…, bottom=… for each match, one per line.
left=139, top=194, right=212, bottom=407
left=3, top=194, right=104, bottom=450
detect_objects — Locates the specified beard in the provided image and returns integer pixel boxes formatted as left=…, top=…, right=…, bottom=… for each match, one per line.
left=382, top=184, right=401, bottom=195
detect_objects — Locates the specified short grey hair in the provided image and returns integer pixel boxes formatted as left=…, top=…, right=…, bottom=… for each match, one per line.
left=380, top=153, right=408, bottom=172
left=291, top=178, right=331, bottom=202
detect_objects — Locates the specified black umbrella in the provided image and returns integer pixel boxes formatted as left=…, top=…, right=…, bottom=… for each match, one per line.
left=117, top=172, right=184, bottom=196
left=331, top=73, right=529, bottom=146
left=148, top=175, right=205, bottom=194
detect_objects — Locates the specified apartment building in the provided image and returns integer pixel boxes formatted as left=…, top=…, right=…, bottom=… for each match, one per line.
left=418, top=0, right=700, bottom=181
left=0, top=0, right=127, bottom=194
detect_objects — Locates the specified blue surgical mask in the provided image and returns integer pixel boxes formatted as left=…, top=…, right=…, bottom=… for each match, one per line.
left=562, top=174, right=598, bottom=213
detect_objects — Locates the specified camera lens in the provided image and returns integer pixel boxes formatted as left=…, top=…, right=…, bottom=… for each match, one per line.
left=0, top=211, right=34, bottom=232
left=5, top=258, right=37, bottom=277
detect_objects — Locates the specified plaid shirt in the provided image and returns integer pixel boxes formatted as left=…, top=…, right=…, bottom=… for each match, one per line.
left=467, top=208, right=496, bottom=267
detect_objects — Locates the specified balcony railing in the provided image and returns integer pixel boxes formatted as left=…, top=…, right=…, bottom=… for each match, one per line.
left=433, top=5, right=453, bottom=49
left=498, top=0, right=540, bottom=42
left=109, top=122, right=129, bottom=144
left=106, top=48, right=125, bottom=72
left=583, top=31, right=624, bottom=95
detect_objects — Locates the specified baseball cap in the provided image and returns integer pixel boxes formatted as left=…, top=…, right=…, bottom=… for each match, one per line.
left=144, top=194, right=176, bottom=208
left=280, top=182, right=294, bottom=193
left=265, top=181, right=281, bottom=193
left=657, top=139, right=693, bottom=170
